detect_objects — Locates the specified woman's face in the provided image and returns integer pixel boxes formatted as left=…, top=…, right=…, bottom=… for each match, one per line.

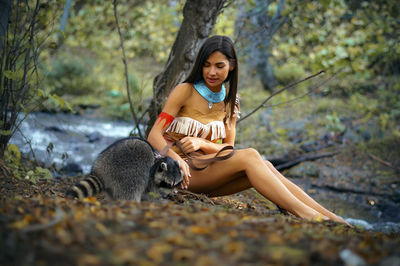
left=202, top=51, right=233, bottom=91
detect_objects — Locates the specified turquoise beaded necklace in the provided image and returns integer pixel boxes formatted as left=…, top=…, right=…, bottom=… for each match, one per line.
left=193, top=80, right=226, bottom=109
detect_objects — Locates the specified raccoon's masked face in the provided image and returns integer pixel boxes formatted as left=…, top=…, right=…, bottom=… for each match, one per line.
left=153, top=157, right=183, bottom=188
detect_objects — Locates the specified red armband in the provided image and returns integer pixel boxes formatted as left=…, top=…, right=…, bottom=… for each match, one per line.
left=156, top=112, right=175, bottom=128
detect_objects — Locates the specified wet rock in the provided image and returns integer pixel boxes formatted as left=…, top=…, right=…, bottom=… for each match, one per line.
left=373, top=222, right=400, bottom=234
left=86, top=131, right=102, bottom=143
left=344, top=218, right=373, bottom=230
left=45, top=126, right=65, bottom=133
left=60, top=162, right=83, bottom=176
left=377, top=202, right=400, bottom=221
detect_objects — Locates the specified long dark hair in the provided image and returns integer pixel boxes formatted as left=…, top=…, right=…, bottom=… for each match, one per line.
left=184, top=35, right=238, bottom=119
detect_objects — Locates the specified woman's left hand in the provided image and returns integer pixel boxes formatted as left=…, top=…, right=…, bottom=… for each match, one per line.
left=179, top=137, right=204, bottom=153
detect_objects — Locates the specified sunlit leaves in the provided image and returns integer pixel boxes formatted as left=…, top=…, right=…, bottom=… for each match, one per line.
left=3, top=70, right=24, bottom=80
left=7, top=144, right=21, bottom=163
left=63, top=1, right=181, bottom=61
left=275, top=0, right=399, bottom=78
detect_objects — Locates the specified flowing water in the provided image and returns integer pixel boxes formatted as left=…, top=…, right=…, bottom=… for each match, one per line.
left=10, top=112, right=135, bottom=174
left=10, top=112, right=400, bottom=233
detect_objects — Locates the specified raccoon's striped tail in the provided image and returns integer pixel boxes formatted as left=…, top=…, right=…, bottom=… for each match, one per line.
left=65, top=175, right=105, bottom=199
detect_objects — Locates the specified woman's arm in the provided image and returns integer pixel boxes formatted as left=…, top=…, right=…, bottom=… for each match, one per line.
left=179, top=114, right=237, bottom=154
left=147, top=83, right=193, bottom=188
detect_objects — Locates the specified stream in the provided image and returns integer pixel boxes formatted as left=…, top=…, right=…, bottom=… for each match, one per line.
left=10, top=112, right=400, bottom=233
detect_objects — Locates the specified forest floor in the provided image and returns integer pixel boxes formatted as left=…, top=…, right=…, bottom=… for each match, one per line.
left=1, top=166, right=399, bottom=266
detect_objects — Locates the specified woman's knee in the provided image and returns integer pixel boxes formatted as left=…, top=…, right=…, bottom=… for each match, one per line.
left=264, top=160, right=274, bottom=168
left=236, top=148, right=263, bottom=165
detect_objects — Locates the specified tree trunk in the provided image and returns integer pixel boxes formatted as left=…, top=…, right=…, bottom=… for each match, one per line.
left=57, top=0, right=73, bottom=47
left=236, top=0, right=286, bottom=92
left=0, top=0, right=13, bottom=53
left=146, top=0, right=228, bottom=136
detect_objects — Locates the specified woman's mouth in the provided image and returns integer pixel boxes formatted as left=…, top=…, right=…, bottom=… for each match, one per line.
left=206, top=78, right=219, bottom=84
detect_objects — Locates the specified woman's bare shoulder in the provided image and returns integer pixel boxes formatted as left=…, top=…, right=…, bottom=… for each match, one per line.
left=174, top=82, right=193, bottom=95
left=168, top=82, right=194, bottom=101
left=164, top=83, right=194, bottom=110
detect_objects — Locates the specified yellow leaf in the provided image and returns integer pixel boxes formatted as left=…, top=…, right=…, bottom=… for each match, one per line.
left=78, top=254, right=101, bottom=265
left=173, top=249, right=195, bottom=261
left=268, top=233, right=285, bottom=245
left=7, top=144, right=21, bottom=162
left=146, top=243, right=172, bottom=263
left=189, top=225, right=211, bottom=234
left=74, top=210, right=84, bottom=221
left=83, top=197, right=100, bottom=206
left=223, top=241, right=244, bottom=255
left=148, top=221, right=165, bottom=228
left=95, top=222, right=109, bottom=235
left=164, top=233, right=185, bottom=245
left=10, top=214, right=32, bottom=229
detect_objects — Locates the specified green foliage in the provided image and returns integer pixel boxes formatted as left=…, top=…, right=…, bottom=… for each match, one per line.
left=63, top=1, right=181, bottom=62
left=325, top=113, right=345, bottom=133
left=274, top=61, right=306, bottom=84
left=212, top=2, right=236, bottom=37
left=5, top=145, right=52, bottom=184
left=45, top=52, right=99, bottom=96
left=275, top=0, right=399, bottom=78
left=7, top=144, right=21, bottom=164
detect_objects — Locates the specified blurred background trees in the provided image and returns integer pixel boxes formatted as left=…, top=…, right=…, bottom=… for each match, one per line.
left=1, top=0, right=399, bottom=156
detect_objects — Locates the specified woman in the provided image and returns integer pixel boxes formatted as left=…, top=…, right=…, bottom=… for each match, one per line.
left=148, top=35, right=348, bottom=224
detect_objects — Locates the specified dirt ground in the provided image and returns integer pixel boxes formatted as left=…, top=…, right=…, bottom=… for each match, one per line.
left=1, top=173, right=399, bottom=266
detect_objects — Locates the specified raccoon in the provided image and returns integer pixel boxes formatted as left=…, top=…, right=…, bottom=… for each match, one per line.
left=66, top=137, right=183, bottom=202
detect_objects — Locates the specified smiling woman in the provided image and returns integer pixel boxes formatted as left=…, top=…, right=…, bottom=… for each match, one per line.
left=147, top=35, right=349, bottom=225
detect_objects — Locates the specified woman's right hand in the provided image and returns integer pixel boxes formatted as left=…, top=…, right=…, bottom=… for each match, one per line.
left=177, top=157, right=191, bottom=189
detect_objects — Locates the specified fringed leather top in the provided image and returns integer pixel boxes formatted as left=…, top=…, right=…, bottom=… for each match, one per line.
left=164, top=97, right=240, bottom=157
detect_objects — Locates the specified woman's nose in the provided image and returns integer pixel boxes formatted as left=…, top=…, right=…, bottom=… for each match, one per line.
left=209, top=67, right=217, bottom=75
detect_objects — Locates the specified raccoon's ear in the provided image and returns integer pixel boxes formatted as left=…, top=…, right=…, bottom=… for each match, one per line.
left=160, top=162, right=168, bottom=172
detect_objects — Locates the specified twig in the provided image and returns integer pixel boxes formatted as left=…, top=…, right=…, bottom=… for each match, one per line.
left=176, top=189, right=215, bottom=205
left=238, top=70, right=325, bottom=123
left=20, top=207, right=64, bottom=233
left=275, top=151, right=339, bottom=171
left=368, top=153, right=399, bottom=172
left=0, top=159, right=12, bottom=176
left=17, top=127, right=38, bottom=164
left=259, top=69, right=341, bottom=110
left=112, top=0, right=143, bottom=138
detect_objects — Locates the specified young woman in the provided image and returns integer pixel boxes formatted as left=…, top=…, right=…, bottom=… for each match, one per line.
left=147, top=35, right=348, bottom=224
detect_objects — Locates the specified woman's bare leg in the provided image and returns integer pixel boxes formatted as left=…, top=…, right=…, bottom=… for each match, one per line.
left=188, top=148, right=328, bottom=221
left=206, top=172, right=251, bottom=197
left=264, top=160, right=349, bottom=224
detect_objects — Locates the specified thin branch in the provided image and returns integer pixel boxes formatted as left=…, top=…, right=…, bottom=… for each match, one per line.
left=368, top=153, right=399, bottom=172
left=260, top=70, right=341, bottom=110
left=112, top=0, right=143, bottom=138
left=176, top=189, right=216, bottom=205
left=238, top=70, right=325, bottom=123
left=21, top=207, right=64, bottom=233
left=275, top=151, right=339, bottom=171
left=16, top=126, right=38, bottom=164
